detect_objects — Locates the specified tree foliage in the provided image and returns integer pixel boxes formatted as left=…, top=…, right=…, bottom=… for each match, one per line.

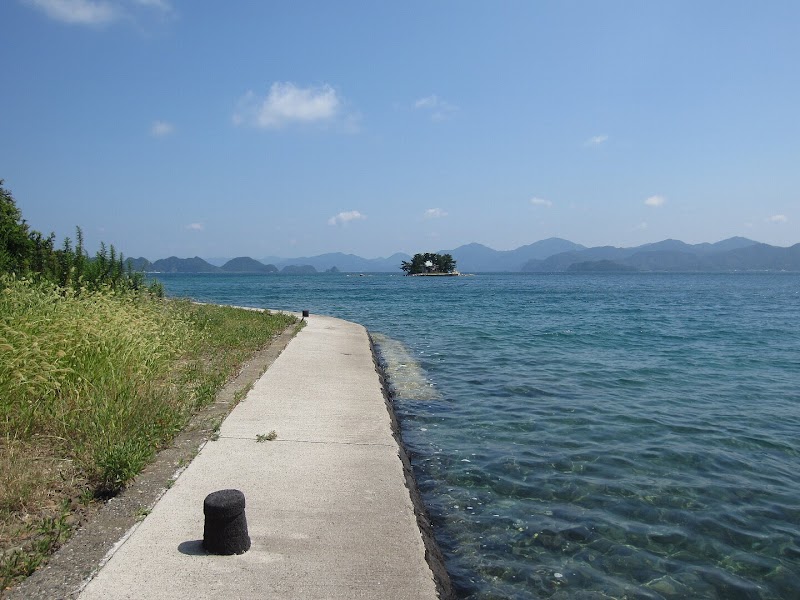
left=0, top=180, right=162, bottom=296
left=401, top=252, right=457, bottom=275
left=0, top=181, right=33, bottom=274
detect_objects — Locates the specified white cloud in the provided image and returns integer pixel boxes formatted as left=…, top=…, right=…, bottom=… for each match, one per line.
left=24, top=0, right=172, bottom=25
left=234, top=82, right=341, bottom=129
left=634, top=221, right=649, bottom=230
left=328, top=211, right=366, bottom=226
left=186, top=223, right=204, bottom=231
left=644, top=195, right=666, bottom=207
left=132, top=0, right=170, bottom=10
left=150, top=120, right=174, bottom=137
left=584, top=134, right=609, bottom=147
left=25, top=0, right=118, bottom=25
left=414, top=96, right=438, bottom=109
left=530, top=197, right=553, bottom=207
left=424, top=208, right=448, bottom=219
left=414, top=94, right=458, bottom=121
left=767, top=214, right=788, bottom=223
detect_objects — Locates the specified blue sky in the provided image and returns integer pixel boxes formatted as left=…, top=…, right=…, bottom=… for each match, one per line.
left=1, top=1, right=797, bottom=260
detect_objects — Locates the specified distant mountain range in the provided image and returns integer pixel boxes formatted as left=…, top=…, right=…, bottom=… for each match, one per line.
left=128, top=236, right=800, bottom=274
left=520, top=237, right=800, bottom=272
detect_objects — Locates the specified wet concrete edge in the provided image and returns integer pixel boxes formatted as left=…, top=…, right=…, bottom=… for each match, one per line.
left=368, top=332, right=456, bottom=600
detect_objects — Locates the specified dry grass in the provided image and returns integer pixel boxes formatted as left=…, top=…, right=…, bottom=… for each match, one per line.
left=0, top=277, right=297, bottom=589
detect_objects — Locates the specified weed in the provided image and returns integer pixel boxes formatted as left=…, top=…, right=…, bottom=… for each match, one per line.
left=233, top=381, right=254, bottom=404
left=256, top=431, right=278, bottom=442
left=209, top=418, right=223, bottom=442
left=0, top=278, right=297, bottom=587
left=0, top=500, right=71, bottom=589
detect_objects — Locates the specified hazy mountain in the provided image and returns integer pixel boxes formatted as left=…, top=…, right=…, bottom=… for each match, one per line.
left=624, top=250, right=705, bottom=271
left=149, top=256, right=220, bottom=273
left=636, top=239, right=698, bottom=253
left=521, top=238, right=799, bottom=272
left=703, top=242, right=800, bottom=271
left=220, top=257, right=278, bottom=273
left=281, top=264, right=317, bottom=274
left=440, top=243, right=498, bottom=272
left=513, top=238, right=588, bottom=260
left=635, top=237, right=758, bottom=256
left=131, top=237, right=795, bottom=275
left=444, top=237, right=585, bottom=272
left=126, top=257, right=152, bottom=271
left=203, top=257, right=231, bottom=267
left=567, top=260, right=637, bottom=272
left=271, top=252, right=411, bottom=272
left=689, top=236, right=759, bottom=254
left=523, top=246, right=632, bottom=272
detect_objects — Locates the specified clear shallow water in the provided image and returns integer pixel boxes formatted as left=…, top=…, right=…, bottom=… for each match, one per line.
left=156, top=272, right=800, bottom=599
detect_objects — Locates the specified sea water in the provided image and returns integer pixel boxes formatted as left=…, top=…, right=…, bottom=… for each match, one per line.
left=155, top=272, right=800, bottom=599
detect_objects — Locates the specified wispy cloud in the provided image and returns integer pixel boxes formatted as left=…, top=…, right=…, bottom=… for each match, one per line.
left=634, top=221, right=648, bottom=230
left=530, top=197, right=553, bottom=207
left=644, top=195, right=666, bottom=207
left=24, top=0, right=172, bottom=25
left=150, top=120, right=174, bottom=137
left=234, top=82, right=342, bottom=129
left=423, top=208, right=448, bottom=219
left=584, top=134, right=609, bottom=147
left=25, top=0, right=117, bottom=25
left=185, top=222, right=204, bottom=231
left=414, top=94, right=458, bottom=121
left=132, top=0, right=170, bottom=9
left=767, top=214, right=788, bottom=223
left=328, top=210, right=366, bottom=226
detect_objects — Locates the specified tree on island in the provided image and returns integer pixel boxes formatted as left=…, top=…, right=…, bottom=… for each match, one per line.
left=401, top=252, right=457, bottom=275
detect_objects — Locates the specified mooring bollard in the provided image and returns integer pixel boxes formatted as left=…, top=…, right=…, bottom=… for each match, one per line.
left=302, top=309, right=310, bottom=318
left=203, top=489, right=251, bottom=555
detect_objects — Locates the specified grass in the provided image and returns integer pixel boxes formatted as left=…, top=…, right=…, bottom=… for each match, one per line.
left=256, top=430, right=278, bottom=442
left=0, top=500, right=71, bottom=585
left=0, top=277, right=297, bottom=590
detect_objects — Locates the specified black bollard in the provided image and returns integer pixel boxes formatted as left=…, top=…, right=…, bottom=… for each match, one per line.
left=302, top=309, right=310, bottom=318
left=203, top=489, right=251, bottom=555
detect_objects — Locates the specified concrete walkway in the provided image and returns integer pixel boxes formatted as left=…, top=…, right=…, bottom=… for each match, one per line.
left=78, top=314, right=441, bottom=600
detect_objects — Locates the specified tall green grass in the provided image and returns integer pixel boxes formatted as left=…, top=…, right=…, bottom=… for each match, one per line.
left=1, top=277, right=192, bottom=491
left=0, top=277, right=296, bottom=587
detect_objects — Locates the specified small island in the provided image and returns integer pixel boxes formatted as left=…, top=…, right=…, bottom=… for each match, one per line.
left=401, top=253, right=460, bottom=276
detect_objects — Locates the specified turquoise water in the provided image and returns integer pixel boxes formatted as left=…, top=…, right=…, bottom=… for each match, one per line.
left=156, top=272, right=800, bottom=599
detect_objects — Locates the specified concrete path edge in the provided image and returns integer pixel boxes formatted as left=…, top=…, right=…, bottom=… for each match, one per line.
left=367, top=333, right=455, bottom=600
